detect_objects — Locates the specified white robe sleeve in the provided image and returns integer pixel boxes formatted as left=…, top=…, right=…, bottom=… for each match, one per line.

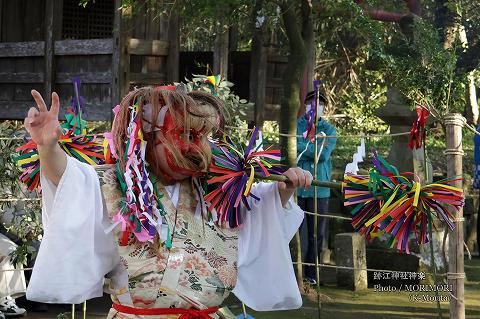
left=233, top=182, right=304, bottom=311
left=26, top=156, right=119, bottom=304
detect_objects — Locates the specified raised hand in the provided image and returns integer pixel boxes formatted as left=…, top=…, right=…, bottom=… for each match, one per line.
left=24, top=90, right=67, bottom=185
left=25, top=90, right=62, bottom=147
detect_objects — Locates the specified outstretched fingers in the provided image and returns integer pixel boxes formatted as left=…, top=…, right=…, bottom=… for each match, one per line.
left=50, top=92, right=60, bottom=117
left=31, top=90, right=47, bottom=112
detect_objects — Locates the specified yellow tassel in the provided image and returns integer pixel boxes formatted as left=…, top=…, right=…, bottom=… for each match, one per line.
left=244, top=165, right=255, bottom=196
left=413, top=182, right=421, bottom=207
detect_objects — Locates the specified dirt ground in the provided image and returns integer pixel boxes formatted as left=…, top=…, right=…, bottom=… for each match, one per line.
left=18, top=258, right=480, bottom=319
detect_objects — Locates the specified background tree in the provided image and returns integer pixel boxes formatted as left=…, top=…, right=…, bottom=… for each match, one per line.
left=277, top=0, right=315, bottom=167
left=355, top=0, right=480, bottom=122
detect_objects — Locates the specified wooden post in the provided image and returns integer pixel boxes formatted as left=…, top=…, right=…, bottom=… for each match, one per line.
left=444, top=114, right=466, bottom=319
left=228, top=25, right=238, bottom=52
left=44, top=0, right=54, bottom=105
left=52, top=0, right=63, bottom=41
left=112, top=0, right=123, bottom=108
left=122, top=6, right=132, bottom=96
left=166, top=13, right=179, bottom=83
left=249, top=0, right=267, bottom=129
left=0, top=0, right=3, bottom=40
left=213, top=24, right=229, bottom=79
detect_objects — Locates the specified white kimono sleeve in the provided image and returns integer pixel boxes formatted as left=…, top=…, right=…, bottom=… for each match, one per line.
left=26, top=156, right=119, bottom=304
left=233, top=182, right=304, bottom=311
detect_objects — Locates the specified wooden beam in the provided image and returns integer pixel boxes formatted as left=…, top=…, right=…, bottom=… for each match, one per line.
left=267, top=55, right=288, bottom=63
left=52, top=0, right=63, bottom=40
left=0, top=101, right=113, bottom=121
left=0, top=0, right=3, bottom=42
left=129, top=72, right=166, bottom=84
left=0, top=101, right=33, bottom=120
left=240, top=103, right=281, bottom=122
left=56, top=72, right=112, bottom=84
left=111, top=0, right=123, bottom=107
left=44, top=0, right=54, bottom=104
left=0, top=72, right=44, bottom=83
left=0, top=72, right=112, bottom=84
left=0, top=41, right=45, bottom=57
left=266, top=77, right=284, bottom=88
left=166, top=14, right=179, bottom=83
left=54, top=39, right=114, bottom=55
left=121, top=6, right=132, bottom=97
left=128, top=38, right=169, bottom=56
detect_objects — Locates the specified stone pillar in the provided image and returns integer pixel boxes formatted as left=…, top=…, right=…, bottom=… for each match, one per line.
left=335, top=233, right=367, bottom=291
left=375, top=88, right=417, bottom=173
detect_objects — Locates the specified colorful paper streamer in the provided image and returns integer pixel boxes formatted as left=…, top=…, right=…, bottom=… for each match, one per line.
left=409, top=105, right=429, bottom=149
left=15, top=79, right=105, bottom=191
left=343, top=154, right=464, bottom=253
left=103, top=101, right=169, bottom=245
left=205, top=127, right=283, bottom=227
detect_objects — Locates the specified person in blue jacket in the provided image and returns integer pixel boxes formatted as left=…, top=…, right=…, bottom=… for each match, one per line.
left=297, top=90, right=337, bottom=284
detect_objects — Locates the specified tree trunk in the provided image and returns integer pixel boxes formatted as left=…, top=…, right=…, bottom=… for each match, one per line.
left=299, top=32, right=316, bottom=116
left=280, top=72, right=303, bottom=167
left=465, top=196, right=478, bottom=254
left=213, top=23, right=229, bottom=79
left=464, top=74, right=479, bottom=124
left=279, top=0, right=314, bottom=167
left=279, top=0, right=314, bottom=291
left=435, top=0, right=459, bottom=50
left=459, top=26, right=479, bottom=124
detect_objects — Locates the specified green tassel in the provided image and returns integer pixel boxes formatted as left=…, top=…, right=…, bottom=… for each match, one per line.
left=14, top=151, right=35, bottom=162
left=135, top=218, right=141, bottom=233
left=116, top=162, right=128, bottom=192
left=29, top=165, right=40, bottom=179
left=166, top=225, right=172, bottom=249
left=350, top=203, right=364, bottom=216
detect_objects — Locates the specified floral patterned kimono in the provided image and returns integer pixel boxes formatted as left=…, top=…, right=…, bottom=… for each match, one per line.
left=98, top=164, right=238, bottom=317
left=27, top=156, right=304, bottom=318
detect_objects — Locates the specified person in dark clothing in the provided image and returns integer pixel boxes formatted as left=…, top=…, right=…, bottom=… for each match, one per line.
left=297, top=90, right=337, bottom=284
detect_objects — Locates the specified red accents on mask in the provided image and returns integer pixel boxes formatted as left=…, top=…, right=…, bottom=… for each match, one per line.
left=154, top=85, right=176, bottom=91
left=152, top=110, right=206, bottom=179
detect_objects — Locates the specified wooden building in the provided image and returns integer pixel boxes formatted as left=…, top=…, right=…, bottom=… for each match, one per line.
left=0, top=0, right=285, bottom=122
left=0, top=0, right=179, bottom=120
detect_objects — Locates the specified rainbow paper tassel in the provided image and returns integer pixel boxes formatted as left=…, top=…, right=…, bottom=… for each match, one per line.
left=15, top=97, right=105, bottom=193
left=15, top=78, right=105, bottom=191
left=343, top=154, right=464, bottom=253
left=205, top=127, right=283, bottom=227
left=104, top=102, right=167, bottom=244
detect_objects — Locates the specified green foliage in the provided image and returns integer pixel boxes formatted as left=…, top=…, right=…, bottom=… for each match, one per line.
left=8, top=218, right=41, bottom=267
left=119, top=0, right=254, bottom=51
left=0, top=121, right=42, bottom=267
left=315, top=0, right=389, bottom=133
left=176, top=74, right=252, bottom=142
left=316, top=0, right=472, bottom=131
left=367, top=14, right=466, bottom=118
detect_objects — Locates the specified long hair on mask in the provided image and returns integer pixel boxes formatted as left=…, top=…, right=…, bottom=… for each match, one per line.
left=111, top=86, right=225, bottom=178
